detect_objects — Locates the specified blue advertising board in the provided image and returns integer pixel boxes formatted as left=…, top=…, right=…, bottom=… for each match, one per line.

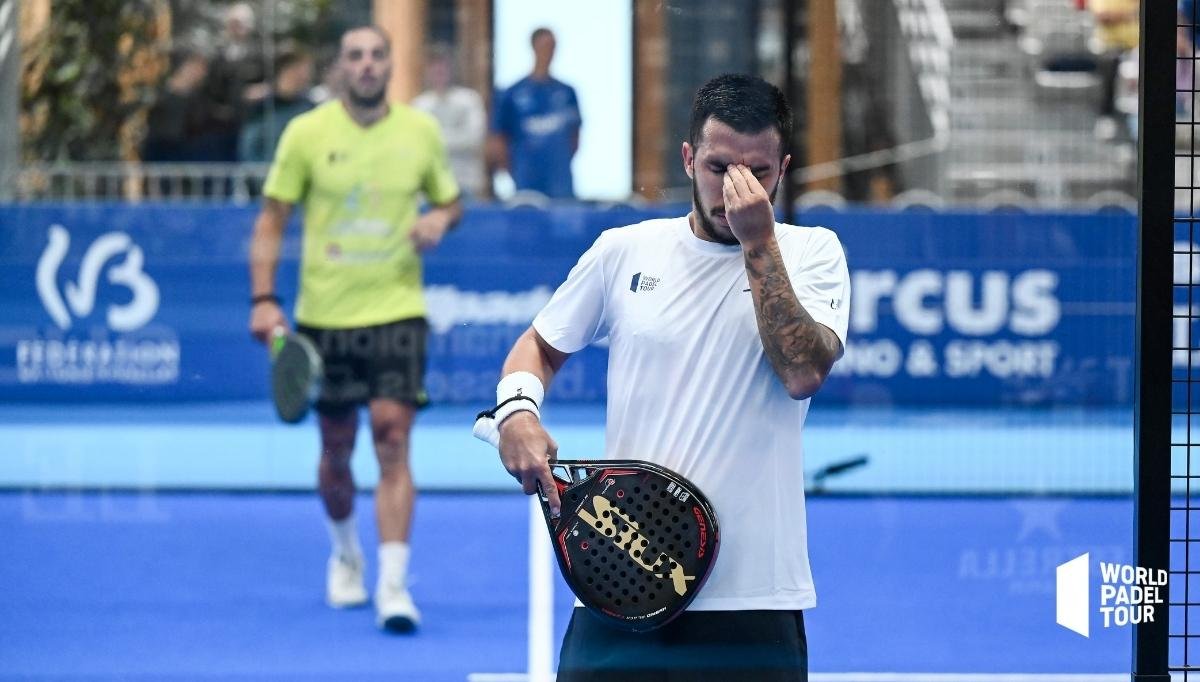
left=0, top=203, right=1138, bottom=406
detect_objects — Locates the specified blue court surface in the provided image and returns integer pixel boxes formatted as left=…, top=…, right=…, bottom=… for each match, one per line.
left=0, top=404, right=1134, bottom=494
left=0, top=403, right=1142, bottom=679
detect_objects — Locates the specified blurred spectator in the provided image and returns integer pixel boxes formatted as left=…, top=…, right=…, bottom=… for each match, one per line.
left=412, top=45, right=487, bottom=197
left=1087, top=0, right=1139, bottom=140
left=1181, top=1, right=1197, bottom=121
left=1183, top=0, right=1198, bottom=53
left=308, top=58, right=342, bottom=104
left=142, top=48, right=223, bottom=162
left=238, top=49, right=316, bottom=162
left=205, top=2, right=267, bottom=160
left=488, top=27, right=582, bottom=199
left=839, top=0, right=902, bottom=202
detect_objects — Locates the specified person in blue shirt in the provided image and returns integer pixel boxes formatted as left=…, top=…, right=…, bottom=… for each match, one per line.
left=488, top=28, right=582, bottom=199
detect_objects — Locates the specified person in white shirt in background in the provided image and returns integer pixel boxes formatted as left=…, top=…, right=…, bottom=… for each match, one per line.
left=483, top=73, right=851, bottom=681
left=412, top=45, right=487, bottom=198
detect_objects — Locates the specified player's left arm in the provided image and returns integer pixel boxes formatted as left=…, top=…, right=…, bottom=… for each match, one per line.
left=411, top=120, right=465, bottom=252
left=409, top=198, right=462, bottom=252
left=724, top=164, right=843, bottom=400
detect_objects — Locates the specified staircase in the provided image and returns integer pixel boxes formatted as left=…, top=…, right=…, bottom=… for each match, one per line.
left=938, top=0, right=1135, bottom=207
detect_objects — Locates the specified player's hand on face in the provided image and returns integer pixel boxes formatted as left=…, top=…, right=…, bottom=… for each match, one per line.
left=409, top=212, right=450, bottom=253
left=722, top=164, right=775, bottom=246
left=497, top=411, right=562, bottom=516
left=250, top=301, right=288, bottom=345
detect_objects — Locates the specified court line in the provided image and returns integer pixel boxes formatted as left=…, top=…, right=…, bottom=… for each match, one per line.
left=469, top=674, right=1130, bottom=682
left=528, top=495, right=554, bottom=682
left=807, top=675, right=1129, bottom=682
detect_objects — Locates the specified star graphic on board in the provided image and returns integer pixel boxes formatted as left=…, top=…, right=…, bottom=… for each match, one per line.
left=1011, top=499, right=1070, bottom=541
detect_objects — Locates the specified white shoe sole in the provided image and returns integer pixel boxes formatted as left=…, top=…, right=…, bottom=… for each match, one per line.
left=327, top=595, right=369, bottom=609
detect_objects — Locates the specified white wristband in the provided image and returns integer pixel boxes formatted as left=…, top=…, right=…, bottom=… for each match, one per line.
left=496, top=371, right=545, bottom=419
left=472, top=371, right=546, bottom=450
left=492, top=397, right=539, bottom=427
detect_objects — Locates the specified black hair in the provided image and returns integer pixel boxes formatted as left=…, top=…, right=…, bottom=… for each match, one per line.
left=274, top=46, right=311, bottom=75
left=339, top=25, right=392, bottom=54
left=688, top=74, right=792, bottom=158
left=168, top=46, right=209, bottom=73
left=530, top=27, right=554, bottom=46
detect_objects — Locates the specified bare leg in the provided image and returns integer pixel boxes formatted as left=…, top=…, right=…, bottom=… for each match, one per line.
left=318, top=409, right=368, bottom=608
left=368, top=398, right=422, bottom=629
left=369, top=399, right=417, bottom=542
left=318, top=411, right=359, bottom=521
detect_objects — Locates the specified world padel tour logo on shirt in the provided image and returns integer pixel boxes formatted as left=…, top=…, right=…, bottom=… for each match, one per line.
left=1055, top=553, right=1166, bottom=637
left=629, top=272, right=661, bottom=293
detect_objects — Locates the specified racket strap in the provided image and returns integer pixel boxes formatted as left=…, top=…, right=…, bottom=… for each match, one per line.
left=474, top=394, right=538, bottom=422
left=472, top=395, right=539, bottom=449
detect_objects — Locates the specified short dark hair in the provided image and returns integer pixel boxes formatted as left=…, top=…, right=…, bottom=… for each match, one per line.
left=275, top=46, right=311, bottom=74
left=339, top=25, right=392, bottom=54
left=688, top=74, right=792, bottom=158
left=531, top=27, right=554, bottom=46
left=168, top=46, right=209, bottom=73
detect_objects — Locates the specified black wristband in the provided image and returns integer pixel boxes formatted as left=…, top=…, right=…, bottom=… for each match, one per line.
left=251, top=294, right=281, bottom=306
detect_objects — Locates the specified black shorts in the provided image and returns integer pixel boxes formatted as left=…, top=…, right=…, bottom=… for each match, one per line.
left=557, top=608, right=808, bottom=682
left=295, top=317, right=430, bottom=416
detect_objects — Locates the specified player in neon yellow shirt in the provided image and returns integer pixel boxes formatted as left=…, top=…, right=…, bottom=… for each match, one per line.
left=248, top=25, right=462, bottom=633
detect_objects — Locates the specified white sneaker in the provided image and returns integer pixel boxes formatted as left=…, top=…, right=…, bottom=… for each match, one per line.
left=326, top=554, right=368, bottom=608
left=375, top=579, right=421, bottom=633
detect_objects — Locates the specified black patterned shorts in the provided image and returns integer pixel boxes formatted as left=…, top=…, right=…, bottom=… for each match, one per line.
left=295, top=317, right=430, bottom=416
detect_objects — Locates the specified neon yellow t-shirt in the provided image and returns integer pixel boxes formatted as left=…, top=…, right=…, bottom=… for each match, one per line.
left=263, top=100, right=460, bottom=328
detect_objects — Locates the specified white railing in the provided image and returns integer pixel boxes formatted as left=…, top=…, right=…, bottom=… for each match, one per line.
left=2, top=162, right=271, bottom=203
left=0, top=161, right=1138, bottom=213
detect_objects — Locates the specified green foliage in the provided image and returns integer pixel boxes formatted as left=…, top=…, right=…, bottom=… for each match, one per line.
left=22, top=0, right=345, bottom=162
left=22, top=0, right=168, bottom=161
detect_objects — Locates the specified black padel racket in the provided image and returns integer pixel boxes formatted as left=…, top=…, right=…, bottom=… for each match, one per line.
left=538, top=459, right=720, bottom=632
left=270, top=328, right=323, bottom=424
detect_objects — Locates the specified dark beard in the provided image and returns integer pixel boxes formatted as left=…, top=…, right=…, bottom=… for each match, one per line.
left=348, top=87, right=386, bottom=109
left=691, top=177, right=739, bottom=246
left=690, top=171, right=781, bottom=246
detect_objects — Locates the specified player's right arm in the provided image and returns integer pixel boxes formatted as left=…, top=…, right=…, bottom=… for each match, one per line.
left=248, top=198, right=293, bottom=344
left=249, top=114, right=308, bottom=344
left=497, top=327, right=570, bottom=514
left=493, top=230, right=610, bottom=514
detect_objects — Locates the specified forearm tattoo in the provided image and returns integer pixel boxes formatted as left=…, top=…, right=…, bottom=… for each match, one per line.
left=743, top=240, right=841, bottom=388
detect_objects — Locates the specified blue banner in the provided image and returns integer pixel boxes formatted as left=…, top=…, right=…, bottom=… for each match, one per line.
left=0, top=203, right=1137, bottom=406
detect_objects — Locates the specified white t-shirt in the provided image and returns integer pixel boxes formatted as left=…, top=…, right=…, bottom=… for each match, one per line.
left=532, top=216, right=851, bottom=611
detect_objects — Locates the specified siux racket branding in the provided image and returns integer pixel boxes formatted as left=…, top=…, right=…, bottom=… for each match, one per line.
left=573, top=493, right=695, bottom=597
left=539, top=460, right=720, bottom=632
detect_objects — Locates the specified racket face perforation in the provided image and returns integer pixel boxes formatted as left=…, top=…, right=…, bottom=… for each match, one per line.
left=542, top=460, right=719, bottom=632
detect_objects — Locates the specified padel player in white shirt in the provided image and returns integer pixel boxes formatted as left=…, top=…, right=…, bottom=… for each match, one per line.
left=490, top=74, right=850, bottom=681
